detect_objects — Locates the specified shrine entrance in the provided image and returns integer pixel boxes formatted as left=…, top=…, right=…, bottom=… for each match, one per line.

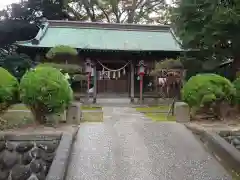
left=96, top=60, right=130, bottom=95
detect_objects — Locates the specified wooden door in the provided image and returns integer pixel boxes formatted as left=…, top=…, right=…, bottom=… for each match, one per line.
left=97, top=79, right=128, bottom=93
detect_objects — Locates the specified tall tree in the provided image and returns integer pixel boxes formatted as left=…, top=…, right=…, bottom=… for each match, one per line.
left=0, top=53, right=34, bottom=81
left=0, top=20, right=38, bottom=49
left=0, top=20, right=37, bottom=80
left=69, top=0, right=168, bottom=23
left=0, top=0, right=71, bottom=21
left=171, top=0, right=240, bottom=76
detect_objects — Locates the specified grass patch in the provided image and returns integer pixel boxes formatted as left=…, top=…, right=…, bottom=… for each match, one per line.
left=0, top=111, right=34, bottom=130
left=145, top=113, right=175, bottom=122
left=10, top=104, right=29, bottom=111
left=136, top=105, right=170, bottom=112
left=81, top=106, right=102, bottom=110
left=81, top=111, right=103, bottom=122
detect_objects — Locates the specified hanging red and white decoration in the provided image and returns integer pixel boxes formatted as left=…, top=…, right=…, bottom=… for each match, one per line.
left=97, top=60, right=130, bottom=79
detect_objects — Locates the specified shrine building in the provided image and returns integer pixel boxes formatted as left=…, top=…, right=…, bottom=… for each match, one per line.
left=16, top=20, right=182, bottom=102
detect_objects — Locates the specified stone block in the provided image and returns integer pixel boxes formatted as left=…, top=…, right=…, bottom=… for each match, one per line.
left=54, top=110, right=67, bottom=123
left=66, top=102, right=81, bottom=124
left=174, top=102, right=190, bottom=123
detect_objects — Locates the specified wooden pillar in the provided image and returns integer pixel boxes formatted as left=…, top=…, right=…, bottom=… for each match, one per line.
left=93, top=63, right=97, bottom=103
left=34, top=54, right=41, bottom=63
left=130, top=61, right=134, bottom=102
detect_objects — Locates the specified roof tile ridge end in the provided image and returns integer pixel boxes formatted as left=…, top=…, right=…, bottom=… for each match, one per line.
left=31, top=22, right=50, bottom=45
left=169, top=28, right=183, bottom=49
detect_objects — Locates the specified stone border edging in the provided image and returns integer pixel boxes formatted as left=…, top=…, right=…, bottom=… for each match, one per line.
left=81, top=110, right=102, bottom=113
left=46, top=128, right=79, bottom=180
left=185, top=124, right=240, bottom=174
left=137, top=110, right=169, bottom=113
left=0, top=127, right=79, bottom=180
left=0, top=133, right=61, bottom=141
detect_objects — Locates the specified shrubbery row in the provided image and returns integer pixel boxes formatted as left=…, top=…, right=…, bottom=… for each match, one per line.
left=2, top=63, right=240, bottom=122
left=0, top=66, right=73, bottom=124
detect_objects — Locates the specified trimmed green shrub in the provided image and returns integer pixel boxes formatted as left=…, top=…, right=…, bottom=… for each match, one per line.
left=0, top=67, right=19, bottom=112
left=36, top=63, right=87, bottom=85
left=46, top=45, right=78, bottom=59
left=182, top=73, right=236, bottom=117
left=37, top=63, right=83, bottom=74
left=20, top=66, right=73, bottom=124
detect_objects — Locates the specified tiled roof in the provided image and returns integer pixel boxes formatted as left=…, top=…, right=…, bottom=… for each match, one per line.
left=16, top=20, right=182, bottom=51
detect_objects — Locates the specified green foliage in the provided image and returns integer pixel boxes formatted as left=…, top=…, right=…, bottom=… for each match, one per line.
left=1, top=0, right=168, bottom=24
left=37, top=63, right=82, bottom=74
left=19, top=66, right=73, bottom=123
left=0, top=20, right=39, bottom=48
left=156, top=58, right=183, bottom=70
left=171, top=0, right=240, bottom=75
left=72, top=74, right=87, bottom=81
left=0, top=53, right=34, bottom=81
left=182, top=74, right=236, bottom=108
left=151, top=58, right=183, bottom=76
left=37, top=63, right=86, bottom=83
left=46, top=45, right=78, bottom=59
left=0, top=67, right=19, bottom=112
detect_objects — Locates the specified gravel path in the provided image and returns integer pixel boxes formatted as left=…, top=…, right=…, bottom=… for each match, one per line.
left=66, top=107, right=231, bottom=180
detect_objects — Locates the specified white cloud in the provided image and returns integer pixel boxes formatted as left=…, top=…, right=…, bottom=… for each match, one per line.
left=0, top=0, right=20, bottom=10
left=165, top=0, right=173, bottom=4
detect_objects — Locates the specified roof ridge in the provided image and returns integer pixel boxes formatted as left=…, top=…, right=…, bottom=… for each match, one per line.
left=47, top=20, right=171, bottom=31
left=47, top=20, right=170, bottom=27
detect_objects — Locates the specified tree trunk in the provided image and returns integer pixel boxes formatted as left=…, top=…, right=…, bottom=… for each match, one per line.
left=30, top=107, right=46, bottom=124
left=232, top=57, right=240, bottom=79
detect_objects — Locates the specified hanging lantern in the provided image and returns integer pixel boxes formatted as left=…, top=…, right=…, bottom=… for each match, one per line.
left=123, top=68, right=126, bottom=75
left=137, top=60, right=146, bottom=76
left=85, top=58, right=92, bottom=73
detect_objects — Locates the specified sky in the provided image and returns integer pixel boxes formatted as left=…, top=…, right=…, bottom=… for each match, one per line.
left=0, top=0, right=20, bottom=10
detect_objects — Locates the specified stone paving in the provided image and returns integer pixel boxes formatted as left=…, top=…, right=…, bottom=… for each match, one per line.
left=66, top=107, right=231, bottom=180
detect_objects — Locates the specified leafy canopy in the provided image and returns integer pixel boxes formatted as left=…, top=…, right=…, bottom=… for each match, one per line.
left=1, top=0, right=169, bottom=24
left=37, top=63, right=82, bottom=74
left=0, top=53, right=34, bottom=80
left=150, top=58, right=183, bottom=76
left=171, top=0, right=240, bottom=70
left=46, top=45, right=78, bottom=59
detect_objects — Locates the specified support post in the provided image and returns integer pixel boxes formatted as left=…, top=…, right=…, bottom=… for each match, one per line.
left=139, top=74, right=143, bottom=104
left=87, top=72, right=90, bottom=103
left=130, top=61, right=134, bottom=103
left=93, top=64, right=97, bottom=103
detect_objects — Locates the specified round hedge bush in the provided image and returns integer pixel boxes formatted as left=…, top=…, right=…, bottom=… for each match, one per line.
left=0, top=67, right=19, bottom=112
left=182, top=73, right=236, bottom=109
left=19, top=66, right=73, bottom=123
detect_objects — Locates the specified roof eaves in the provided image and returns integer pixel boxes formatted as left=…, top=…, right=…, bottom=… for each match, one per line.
left=16, top=22, right=49, bottom=46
